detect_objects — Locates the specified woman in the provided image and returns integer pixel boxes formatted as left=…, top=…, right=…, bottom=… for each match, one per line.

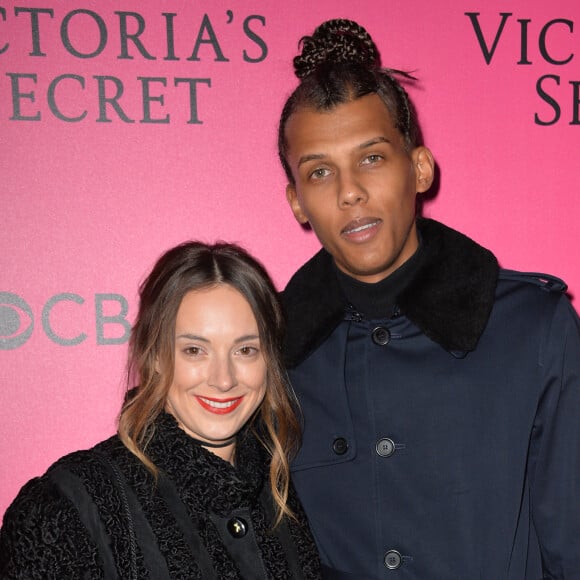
left=0, top=242, right=321, bottom=579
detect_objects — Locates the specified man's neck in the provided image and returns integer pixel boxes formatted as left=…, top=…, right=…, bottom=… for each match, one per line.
left=334, top=243, right=424, bottom=318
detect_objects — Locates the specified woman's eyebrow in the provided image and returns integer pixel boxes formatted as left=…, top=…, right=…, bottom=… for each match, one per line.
left=175, top=333, right=209, bottom=342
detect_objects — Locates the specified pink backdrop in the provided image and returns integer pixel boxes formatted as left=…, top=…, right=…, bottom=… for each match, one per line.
left=1, top=0, right=578, bottom=517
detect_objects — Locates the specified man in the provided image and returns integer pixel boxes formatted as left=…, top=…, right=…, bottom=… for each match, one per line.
left=278, top=18, right=580, bottom=579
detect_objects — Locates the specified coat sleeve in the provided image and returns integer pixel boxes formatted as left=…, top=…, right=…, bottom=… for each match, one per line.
left=529, top=296, right=580, bottom=579
left=0, top=474, right=101, bottom=579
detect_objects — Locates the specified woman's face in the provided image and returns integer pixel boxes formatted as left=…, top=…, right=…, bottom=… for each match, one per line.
left=165, top=284, right=267, bottom=462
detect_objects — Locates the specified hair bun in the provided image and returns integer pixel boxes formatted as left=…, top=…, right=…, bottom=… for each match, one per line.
left=293, top=19, right=379, bottom=80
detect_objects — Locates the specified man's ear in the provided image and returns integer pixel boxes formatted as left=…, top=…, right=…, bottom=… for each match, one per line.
left=413, top=147, right=435, bottom=193
left=286, top=184, right=309, bottom=225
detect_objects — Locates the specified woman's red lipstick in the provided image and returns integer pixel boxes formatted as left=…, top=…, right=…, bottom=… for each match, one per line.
left=196, top=395, right=244, bottom=415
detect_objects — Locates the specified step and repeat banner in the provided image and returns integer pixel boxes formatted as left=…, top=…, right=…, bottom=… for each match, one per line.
left=1, top=0, right=578, bottom=516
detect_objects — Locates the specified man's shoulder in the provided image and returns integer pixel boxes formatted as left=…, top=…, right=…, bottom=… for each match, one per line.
left=281, top=247, right=344, bottom=329
left=281, top=248, right=347, bottom=368
left=282, top=248, right=332, bottom=298
left=492, top=269, right=578, bottom=339
left=498, top=269, right=568, bottom=293
left=495, top=269, right=569, bottom=310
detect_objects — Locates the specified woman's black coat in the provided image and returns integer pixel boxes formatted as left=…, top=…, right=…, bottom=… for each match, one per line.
left=0, top=413, right=321, bottom=579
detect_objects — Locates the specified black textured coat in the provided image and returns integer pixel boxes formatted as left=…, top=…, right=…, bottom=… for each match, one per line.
left=0, top=413, right=321, bottom=579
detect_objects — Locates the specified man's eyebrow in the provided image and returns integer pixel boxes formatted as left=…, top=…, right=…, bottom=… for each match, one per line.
left=297, top=137, right=392, bottom=167
left=358, top=136, right=392, bottom=149
left=297, top=153, right=326, bottom=168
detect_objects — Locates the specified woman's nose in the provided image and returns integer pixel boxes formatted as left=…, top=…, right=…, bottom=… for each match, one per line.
left=207, top=355, right=237, bottom=391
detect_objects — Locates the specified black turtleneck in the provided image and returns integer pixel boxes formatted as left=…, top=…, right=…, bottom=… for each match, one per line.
left=335, top=241, right=425, bottom=319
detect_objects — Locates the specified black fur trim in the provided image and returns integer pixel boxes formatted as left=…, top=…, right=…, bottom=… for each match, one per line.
left=282, top=218, right=499, bottom=366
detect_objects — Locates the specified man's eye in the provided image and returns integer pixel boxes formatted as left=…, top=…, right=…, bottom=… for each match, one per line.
left=310, top=167, right=330, bottom=179
left=362, top=154, right=383, bottom=165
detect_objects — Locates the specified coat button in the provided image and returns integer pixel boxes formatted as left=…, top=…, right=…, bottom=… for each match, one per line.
left=376, top=437, right=395, bottom=457
left=332, top=437, right=348, bottom=455
left=227, top=517, right=248, bottom=538
left=371, top=326, right=391, bottom=345
left=384, top=549, right=402, bottom=570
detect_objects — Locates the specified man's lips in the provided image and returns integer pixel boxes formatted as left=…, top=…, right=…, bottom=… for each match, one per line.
left=341, top=218, right=382, bottom=237
left=196, top=395, right=244, bottom=415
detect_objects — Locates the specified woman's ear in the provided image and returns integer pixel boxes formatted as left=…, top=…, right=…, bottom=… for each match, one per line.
left=286, top=184, right=309, bottom=225
left=413, top=147, right=435, bottom=193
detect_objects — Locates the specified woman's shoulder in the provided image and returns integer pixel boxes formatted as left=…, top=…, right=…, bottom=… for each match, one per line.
left=0, top=435, right=127, bottom=577
left=3, top=434, right=120, bottom=515
left=0, top=440, right=119, bottom=579
left=46, top=433, right=126, bottom=479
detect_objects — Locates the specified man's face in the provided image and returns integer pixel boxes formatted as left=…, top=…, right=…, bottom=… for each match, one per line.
left=285, top=93, right=433, bottom=283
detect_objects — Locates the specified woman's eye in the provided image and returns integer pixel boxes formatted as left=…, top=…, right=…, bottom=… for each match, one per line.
left=184, top=346, right=202, bottom=356
left=238, top=345, right=259, bottom=356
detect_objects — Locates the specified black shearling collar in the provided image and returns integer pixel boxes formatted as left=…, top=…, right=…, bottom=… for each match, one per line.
left=281, top=218, right=499, bottom=367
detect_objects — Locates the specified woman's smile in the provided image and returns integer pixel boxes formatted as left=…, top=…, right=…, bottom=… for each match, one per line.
left=196, top=395, right=245, bottom=414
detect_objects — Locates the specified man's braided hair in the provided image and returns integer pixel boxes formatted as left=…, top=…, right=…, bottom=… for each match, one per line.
left=278, top=19, right=420, bottom=183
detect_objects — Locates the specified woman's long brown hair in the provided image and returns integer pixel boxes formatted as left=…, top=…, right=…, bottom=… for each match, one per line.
left=118, top=241, right=300, bottom=525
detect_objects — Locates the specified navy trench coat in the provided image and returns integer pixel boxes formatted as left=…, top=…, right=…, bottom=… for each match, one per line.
left=283, top=220, right=580, bottom=579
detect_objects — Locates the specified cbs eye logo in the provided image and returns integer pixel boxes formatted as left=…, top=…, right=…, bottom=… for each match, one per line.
left=0, top=291, right=131, bottom=350
left=0, top=292, right=34, bottom=350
